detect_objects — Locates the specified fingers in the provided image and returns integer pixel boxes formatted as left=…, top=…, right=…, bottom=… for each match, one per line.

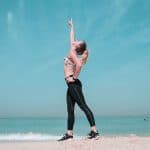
left=68, top=18, right=73, bottom=27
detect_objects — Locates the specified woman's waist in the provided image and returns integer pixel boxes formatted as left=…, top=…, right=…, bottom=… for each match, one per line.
left=64, top=65, right=75, bottom=73
left=65, top=74, right=74, bottom=80
left=67, top=79, right=82, bottom=87
left=64, top=75, right=82, bottom=86
left=64, top=68, right=74, bottom=78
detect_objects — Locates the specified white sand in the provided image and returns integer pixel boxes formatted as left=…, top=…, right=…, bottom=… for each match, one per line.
left=0, top=136, right=150, bottom=150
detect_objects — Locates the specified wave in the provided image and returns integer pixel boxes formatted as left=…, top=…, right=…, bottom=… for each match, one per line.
left=0, top=132, right=83, bottom=141
left=0, top=132, right=143, bottom=141
left=0, top=133, right=58, bottom=141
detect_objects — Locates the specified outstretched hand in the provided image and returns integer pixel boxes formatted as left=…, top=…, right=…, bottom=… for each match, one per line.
left=68, top=18, right=73, bottom=27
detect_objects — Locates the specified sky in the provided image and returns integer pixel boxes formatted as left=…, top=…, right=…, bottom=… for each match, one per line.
left=0, top=0, right=150, bottom=117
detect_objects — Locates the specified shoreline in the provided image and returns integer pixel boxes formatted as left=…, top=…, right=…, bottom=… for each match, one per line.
left=0, top=136, right=150, bottom=150
left=0, top=134, right=150, bottom=142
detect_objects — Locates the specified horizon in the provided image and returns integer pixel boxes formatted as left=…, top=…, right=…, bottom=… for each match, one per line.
left=0, top=114, right=150, bottom=119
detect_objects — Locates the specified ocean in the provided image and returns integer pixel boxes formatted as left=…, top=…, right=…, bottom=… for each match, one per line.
left=0, top=116, right=150, bottom=141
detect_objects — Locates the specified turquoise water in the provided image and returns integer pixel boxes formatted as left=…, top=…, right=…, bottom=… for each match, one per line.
left=0, top=116, right=150, bottom=141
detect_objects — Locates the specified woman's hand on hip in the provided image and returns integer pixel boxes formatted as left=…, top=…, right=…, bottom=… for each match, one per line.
left=66, top=76, right=75, bottom=83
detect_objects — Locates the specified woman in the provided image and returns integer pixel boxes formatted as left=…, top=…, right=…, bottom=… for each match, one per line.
left=58, top=19, right=99, bottom=141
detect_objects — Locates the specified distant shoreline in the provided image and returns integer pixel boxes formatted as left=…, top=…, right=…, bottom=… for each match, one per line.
left=0, top=115, right=149, bottom=119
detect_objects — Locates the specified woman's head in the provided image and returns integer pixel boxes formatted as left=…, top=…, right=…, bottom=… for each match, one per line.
left=72, top=40, right=87, bottom=55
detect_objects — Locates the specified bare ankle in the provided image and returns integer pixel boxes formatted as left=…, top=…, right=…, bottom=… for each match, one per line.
left=67, top=130, right=73, bottom=136
left=91, top=126, right=97, bottom=132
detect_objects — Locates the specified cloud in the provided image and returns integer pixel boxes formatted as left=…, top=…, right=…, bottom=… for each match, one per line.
left=7, top=11, right=14, bottom=24
left=6, top=0, right=25, bottom=41
left=6, top=11, right=21, bottom=41
left=7, top=11, right=18, bottom=40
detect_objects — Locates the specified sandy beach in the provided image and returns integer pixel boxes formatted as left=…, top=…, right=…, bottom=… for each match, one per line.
left=0, top=136, right=150, bottom=150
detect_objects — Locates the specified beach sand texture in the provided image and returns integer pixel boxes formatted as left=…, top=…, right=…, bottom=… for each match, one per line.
left=0, top=136, right=150, bottom=150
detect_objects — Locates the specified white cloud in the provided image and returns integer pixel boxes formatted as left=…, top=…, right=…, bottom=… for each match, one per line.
left=6, top=1, right=25, bottom=41
left=7, top=11, right=14, bottom=24
left=7, top=11, right=19, bottom=41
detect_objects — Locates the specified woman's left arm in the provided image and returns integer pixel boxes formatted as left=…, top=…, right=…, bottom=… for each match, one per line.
left=69, top=50, right=89, bottom=79
left=69, top=50, right=82, bottom=79
left=80, top=50, right=89, bottom=65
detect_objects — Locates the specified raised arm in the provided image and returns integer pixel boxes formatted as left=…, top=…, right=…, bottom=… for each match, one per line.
left=68, top=18, right=75, bottom=46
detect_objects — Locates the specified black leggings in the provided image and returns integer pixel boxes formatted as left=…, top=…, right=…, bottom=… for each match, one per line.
left=66, top=79, right=96, bottom=130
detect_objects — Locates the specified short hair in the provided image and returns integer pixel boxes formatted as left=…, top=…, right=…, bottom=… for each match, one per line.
left=77, top=41, right=87, bottom=55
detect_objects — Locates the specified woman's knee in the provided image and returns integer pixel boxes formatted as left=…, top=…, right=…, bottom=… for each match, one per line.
left=79, top=104, right=89, bottom=112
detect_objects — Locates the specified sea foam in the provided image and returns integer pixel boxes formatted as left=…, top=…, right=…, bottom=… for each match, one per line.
left=0, top=133, right=83, bottom=141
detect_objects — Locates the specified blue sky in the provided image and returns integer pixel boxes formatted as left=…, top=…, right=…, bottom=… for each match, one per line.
left=0, top=0, right=150, bottom=117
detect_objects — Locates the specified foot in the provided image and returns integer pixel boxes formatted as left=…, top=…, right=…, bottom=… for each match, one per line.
left=87, top=130, right=100, bottom=139
left=57, top=133, right=73, bottom=142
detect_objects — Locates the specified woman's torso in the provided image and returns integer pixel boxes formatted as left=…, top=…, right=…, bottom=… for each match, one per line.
left=64, top=55, right=76, bottom=78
